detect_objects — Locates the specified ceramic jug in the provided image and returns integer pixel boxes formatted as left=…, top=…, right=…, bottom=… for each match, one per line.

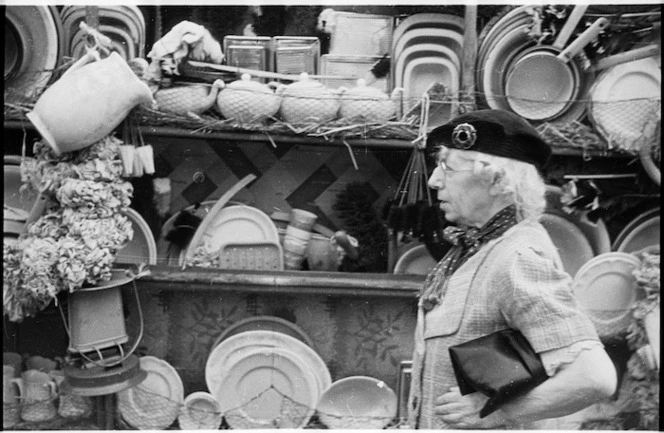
left=14, top=369, right=57, bottom=423
left=3, top=366, right=21, bottom=428
left=26, top=50, right=154, bottom=156
left=155, top=79, right=225, bottom=115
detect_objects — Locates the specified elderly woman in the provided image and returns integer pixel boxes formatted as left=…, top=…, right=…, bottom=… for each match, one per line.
left=408, top=110, right=617, bottom=429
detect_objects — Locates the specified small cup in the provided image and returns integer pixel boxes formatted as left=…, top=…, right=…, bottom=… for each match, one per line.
left=178, top=392, right=222, bottom=430
left=289, top=209, right=318, bottom=232
left=16, top=369, right=57, bottom=423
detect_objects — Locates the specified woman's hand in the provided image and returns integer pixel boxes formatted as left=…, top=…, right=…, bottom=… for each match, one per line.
left=434, top=387, right=510, bottom=429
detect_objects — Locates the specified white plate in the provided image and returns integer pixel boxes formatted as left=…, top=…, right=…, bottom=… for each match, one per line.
left=539, top=212, right=595, bottom=278
left=394, top=42, right=461, bottom=87
left=206, top=330, right=331, bottom=410
left=5, top=6, right=60, bottom=97
left=572, top=252, right=641, bottom=338
left=118, top=356, right=184, bottom=430
left=211, top=315, right=314, bottom=349
left=393, top=244, right=438, bottom=275
left=116, top=208, right=157, bottom=266
left=212, top=346, right=319, bottom=429
left=613, top=208, right=660, bottom=253
left=392, top=13, right=464, bottom=51
left=393, top=28, right=463, bottom=64
left=197, top=204, right=279, bottom=255
left=588, top=57, right=661, bottom=151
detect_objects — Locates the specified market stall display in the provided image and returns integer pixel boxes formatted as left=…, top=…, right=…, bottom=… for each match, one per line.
left=2, top=5, right=660, bottom=431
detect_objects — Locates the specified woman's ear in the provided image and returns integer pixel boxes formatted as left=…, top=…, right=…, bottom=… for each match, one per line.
left=487, top=169, right=505, bottom=196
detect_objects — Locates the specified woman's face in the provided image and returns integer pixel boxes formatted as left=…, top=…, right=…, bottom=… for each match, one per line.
left=427, top=149, right=493, bottom=227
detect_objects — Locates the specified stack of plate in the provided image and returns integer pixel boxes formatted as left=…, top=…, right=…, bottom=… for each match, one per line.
left=5, top=6, right=64, bottom=98
left=476, top=6, right=595, bottom=124
left=206, top=329, right=331, bottom=429
left=60, top=6, right=146, bottom=61
left=391, top=13, right=464, bottom=127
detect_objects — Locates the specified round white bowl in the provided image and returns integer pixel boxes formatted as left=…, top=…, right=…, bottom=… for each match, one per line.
left=316, top=376, right=397, bottom=429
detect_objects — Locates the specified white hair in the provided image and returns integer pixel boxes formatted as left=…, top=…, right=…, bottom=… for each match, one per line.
left=440, top=146, right=547, bottom=221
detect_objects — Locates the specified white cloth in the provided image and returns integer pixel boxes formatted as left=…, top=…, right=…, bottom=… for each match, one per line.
left=147, top=21, right=223, bottom=77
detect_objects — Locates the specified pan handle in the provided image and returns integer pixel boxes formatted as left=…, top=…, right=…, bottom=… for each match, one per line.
left=557, top=17, right=610, bottom=63
left=552, top=5, right=590, bottom=50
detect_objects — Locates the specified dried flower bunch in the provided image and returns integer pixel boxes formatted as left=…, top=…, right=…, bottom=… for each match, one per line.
left=3, top=136, right=134, bottom=322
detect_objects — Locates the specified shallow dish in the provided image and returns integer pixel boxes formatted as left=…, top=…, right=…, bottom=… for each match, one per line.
left=178, top=391, right=222, bottom=430
left=316, top=375, right=398, bottom=429
left=612, top=208, right=660, bottom=253
left=393, top=244, right=438, bottom=275
left=572, top=252, right=641, bottom=338
left=539, top=213, right=595, bottom=278
left=117, top=356, right=184, bottom=430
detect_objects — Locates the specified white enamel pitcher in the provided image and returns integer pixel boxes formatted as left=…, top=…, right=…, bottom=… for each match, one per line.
left=26, top=50, right=154, bottom=156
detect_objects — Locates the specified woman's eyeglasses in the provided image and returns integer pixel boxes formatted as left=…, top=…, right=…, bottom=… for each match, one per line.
left=437, top=160, right=474, bottom=179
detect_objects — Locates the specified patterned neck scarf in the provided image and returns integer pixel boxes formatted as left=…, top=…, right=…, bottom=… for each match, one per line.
left=419, top=205, right=519, bottom=312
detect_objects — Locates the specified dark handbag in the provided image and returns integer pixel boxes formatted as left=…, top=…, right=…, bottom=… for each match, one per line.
left=448, top=329, right=549, bottom=418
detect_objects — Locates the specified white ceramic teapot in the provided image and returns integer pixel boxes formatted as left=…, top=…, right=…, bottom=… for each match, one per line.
left=339, top=79, right=403, bottom=122
left=155, top=79, right=225, bottom=115
left=26, top=50, right=154, bottom=156
left=276, top=73, right=342, bottom=124
left=216, top=73, right=282, bottom=123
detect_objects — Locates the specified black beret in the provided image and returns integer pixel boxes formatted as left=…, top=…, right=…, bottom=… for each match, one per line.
left=426, top=109, right=552, bottom=170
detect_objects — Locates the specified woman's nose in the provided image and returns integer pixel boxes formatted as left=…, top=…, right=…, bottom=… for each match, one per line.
left=428, top=167, right=444, bottom=190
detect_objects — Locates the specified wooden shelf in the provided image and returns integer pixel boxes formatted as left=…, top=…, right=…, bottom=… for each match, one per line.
left=4, top=120, right=634, bottom=157
left=136, top=265, right=424, bottom=298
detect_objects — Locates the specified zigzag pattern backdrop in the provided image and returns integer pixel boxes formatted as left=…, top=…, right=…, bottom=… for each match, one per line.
left=151, top=137, right=411, bottom=232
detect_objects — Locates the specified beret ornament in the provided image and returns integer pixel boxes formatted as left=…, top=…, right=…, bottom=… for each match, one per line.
left=452, top=123, right=477, bottom=149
